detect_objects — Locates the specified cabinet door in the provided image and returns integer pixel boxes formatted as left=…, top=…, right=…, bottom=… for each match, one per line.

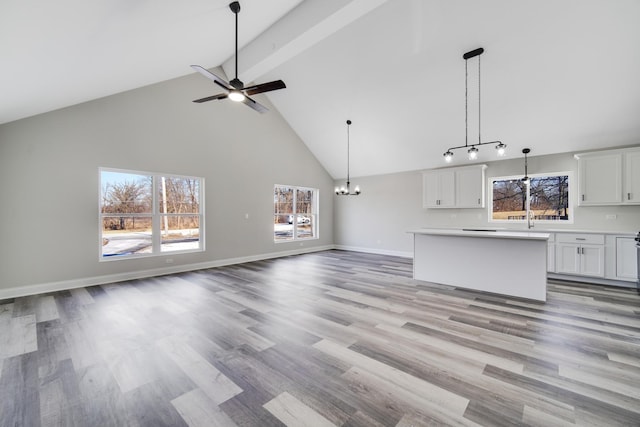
left=578, top=154, right=622, bottom=205
left=423, top=170, right=455, bottom=208
left=456, top=166, right=485, bottom=208
left=547, top=243, right=556, bottom=273
left=624, top=150, right=640, bottom=204
left=439, top=169, right=456, bottom=207
left=616, top=237, right=638, bottom=280
left=556, top=243, right=581, bottom=275
left=580, top=245, right=605, bottom=277
left=422, top=171, right=440, bottom=208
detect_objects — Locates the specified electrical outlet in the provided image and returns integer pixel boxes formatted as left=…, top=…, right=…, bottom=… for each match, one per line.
left=165, top=258, right=173, bottom=264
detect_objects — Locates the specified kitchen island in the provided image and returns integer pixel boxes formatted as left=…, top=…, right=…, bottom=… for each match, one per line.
left=409, top=228, right=550, bottom=301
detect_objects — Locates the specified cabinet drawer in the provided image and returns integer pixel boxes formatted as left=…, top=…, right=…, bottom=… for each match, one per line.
left=557, top=233, right=605, bottom=245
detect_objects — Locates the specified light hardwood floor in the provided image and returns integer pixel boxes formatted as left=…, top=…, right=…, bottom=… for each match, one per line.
left=1, top=250, right=639, bottom=426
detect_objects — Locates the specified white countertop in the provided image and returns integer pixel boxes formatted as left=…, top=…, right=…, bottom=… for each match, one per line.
left=408, top=228, right=550, bottom=241
left=524, top=228, right=636, bottom=236
left=409, top=227, right=637, bottom=237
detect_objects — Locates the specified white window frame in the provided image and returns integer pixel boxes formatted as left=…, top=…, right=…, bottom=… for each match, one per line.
left=274, top=184, right=319, bottom=242
left=489, top=171, right=573, bottom=224
left=99, top=167, right=205, bottom=261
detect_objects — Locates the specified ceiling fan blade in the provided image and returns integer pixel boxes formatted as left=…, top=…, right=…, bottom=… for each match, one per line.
left=242, top=96, right=268, bottom=113
left=244, top=80, right=286, bottom=96
left=190, top=65, right=231, bottom=90
left=193, top=93, right=229, bottom=103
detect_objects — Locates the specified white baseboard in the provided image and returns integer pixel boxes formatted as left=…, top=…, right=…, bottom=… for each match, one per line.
left=334, top=245, right=413, bottom=259
left=547, top=273, right=637, bottom=289
left=0, top=245, right=335, bottom=300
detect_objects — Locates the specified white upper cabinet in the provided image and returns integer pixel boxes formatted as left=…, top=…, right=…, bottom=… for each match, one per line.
left=576, top=152, right=622, bottom=205
left=423, top=164, right=486, bottom=209
left=423, top=169, right=455, bottom=208
left=456, top=165, right=487, bottom=208
left=575, top=147, right=640, bottom=205
left=624, top=150, right=640, bottom=203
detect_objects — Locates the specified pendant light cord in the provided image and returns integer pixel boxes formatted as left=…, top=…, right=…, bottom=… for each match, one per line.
left=465, top=59, right=468, bottom=148
left=478, top=55, right=481, bottom=145
left=346, top=121, right=351, bottom=186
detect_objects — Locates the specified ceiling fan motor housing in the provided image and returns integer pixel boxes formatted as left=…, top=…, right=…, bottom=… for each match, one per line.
left=230, top=78, right=244, bottom=89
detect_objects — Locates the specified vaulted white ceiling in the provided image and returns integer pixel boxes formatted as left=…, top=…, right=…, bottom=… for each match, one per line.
left=0, top=0, right=302, bottom=124
left=3, top=0, right=640, bottom=179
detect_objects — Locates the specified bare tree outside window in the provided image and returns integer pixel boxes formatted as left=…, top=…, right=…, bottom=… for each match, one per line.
left=100, top=169, right=204, bottom=259
left=492, top=174, right=570, bottom=222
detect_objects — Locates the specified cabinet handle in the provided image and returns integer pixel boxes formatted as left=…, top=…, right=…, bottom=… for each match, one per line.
left=576, top=238, right=586, bottom=241
left=582, top=194, right=585, bottom=201
left=577, top=247, right=580, bottom=255
left=478, top=198, right=481, bottom=205
left=628, top=193, right=631, bottom=200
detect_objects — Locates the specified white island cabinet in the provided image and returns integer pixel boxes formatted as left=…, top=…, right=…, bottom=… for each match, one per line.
left=409, top=229, right=549, bottom=302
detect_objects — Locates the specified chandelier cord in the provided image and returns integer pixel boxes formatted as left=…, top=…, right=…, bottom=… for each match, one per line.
left=346, top=122, right=350, bottom=186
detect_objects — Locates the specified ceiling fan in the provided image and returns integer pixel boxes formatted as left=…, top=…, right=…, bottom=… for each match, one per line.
left=190, top=1, right=286, bottom=113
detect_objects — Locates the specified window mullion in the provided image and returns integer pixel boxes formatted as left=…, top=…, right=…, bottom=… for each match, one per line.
left=292, top=187, right=297, bottom=240
left=152, top=176, right=161, bottom=253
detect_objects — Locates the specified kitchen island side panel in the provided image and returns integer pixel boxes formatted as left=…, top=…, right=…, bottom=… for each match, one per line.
left=413, top=233, right=547, bottom=301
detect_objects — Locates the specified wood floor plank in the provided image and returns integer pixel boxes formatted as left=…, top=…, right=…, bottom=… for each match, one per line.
left=313, top=339, right=470, bottom=416
left=171, top=388, right=238, bottom=427
left=156, top=336, right=243, bottom=405
left=2, top=250, right=640, bottom=426
left=0, top=352, right=41, bottom=427
left=36, top=296, right=60, bottom=323
left=263, top=391, right=336, bottom=427
left=0, top=313, right=37, bottom=359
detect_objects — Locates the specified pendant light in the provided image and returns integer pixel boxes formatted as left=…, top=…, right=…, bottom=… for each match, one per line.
left=443, top=48, right=506, bottom=162
left=335, top=120, right=361, bottom=196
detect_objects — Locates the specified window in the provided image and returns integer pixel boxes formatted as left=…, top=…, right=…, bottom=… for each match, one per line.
left=274, top=185, right=318, bottom=241
left=100, top=168, right=204, bottom=259
left=491, top=173, right=571, bottom=223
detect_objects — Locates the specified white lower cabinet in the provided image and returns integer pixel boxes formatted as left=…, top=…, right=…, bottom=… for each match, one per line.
left=615, top=237, right=638, bottom=280
left=555, top=234, right=605, bottom=278
left=547, top=234, right=556, bottom=273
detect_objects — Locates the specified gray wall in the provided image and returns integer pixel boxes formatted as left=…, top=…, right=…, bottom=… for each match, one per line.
left=334, top=149, right=640, bottom=256
left=0, top=70, right=334, bottom=293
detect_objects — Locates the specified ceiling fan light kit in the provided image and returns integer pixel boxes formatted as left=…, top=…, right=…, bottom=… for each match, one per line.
left=190, top=1, right=286, bottom=113
left=443, top=47, right=506, bottom=162
left=335, top=120, right=361, bottom=196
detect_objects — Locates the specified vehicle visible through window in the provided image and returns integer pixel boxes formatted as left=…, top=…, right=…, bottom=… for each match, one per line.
left=100, top=168, right=204, bottom=259
left=274, top=185, right=318, bottom=241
